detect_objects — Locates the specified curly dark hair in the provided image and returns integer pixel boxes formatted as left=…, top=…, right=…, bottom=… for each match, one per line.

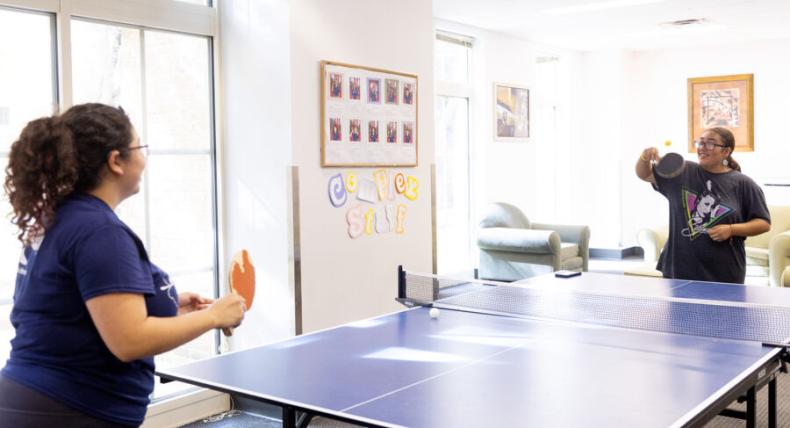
left=4, top=103, right=133, bottom=244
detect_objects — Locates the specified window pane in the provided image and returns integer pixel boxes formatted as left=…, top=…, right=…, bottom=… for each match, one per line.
left=0, top=156, right=18, bottom=363
left=71, top=20, right=144, bottom=126
left=0, top=9, right=55, bottom=151
left=145, top=30, right=211, bottom=151
left=173, top=0, right=210, bottom=5
left=72, top=20, right=217, bottom=400
left=435, top=96, right=471, bottom=274
left=435, top=37, right=470, bottom=84
left=147, top=155, right=214, bottom=270
left=0, top=7, right=56, bottom=365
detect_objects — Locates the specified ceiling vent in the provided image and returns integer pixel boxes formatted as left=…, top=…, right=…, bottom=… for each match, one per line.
left=662, top=18, right=707, bottom=27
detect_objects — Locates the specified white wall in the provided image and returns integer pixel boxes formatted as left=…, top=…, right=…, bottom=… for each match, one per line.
left=619, top=38, right=790, bottom=246
left=291, top=0, right=435, bottom=332
left=432, top=20, right=585, bottom=248
left=219, top=0, right=294, bottom=348
left=571, top=50, right=627, bottom=248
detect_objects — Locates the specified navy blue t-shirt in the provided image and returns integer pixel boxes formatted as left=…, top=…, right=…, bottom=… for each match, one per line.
left=1, top=194, right=179, bottom=426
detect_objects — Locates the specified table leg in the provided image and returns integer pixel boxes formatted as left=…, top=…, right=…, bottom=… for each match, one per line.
left=283, top=406, right=296, bottom=428
left=769, top=376, right=777, bottom=428
left=746, top=386, right=756, bottom=428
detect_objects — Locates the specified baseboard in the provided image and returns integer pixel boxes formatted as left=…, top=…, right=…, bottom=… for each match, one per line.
left=590, top=246, right=642, bottom=259
left=142, top=389, right=230, bottom=428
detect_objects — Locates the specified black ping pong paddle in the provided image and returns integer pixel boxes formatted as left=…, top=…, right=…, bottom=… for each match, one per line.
left=653, top=152, right=685, bottom=179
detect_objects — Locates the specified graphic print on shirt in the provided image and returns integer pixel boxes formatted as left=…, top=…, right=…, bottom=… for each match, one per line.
left=16, top=236, right=43, bottom=277
left=152, top=266, right=179, bottom=312
left=681, top=179, right=734, bottom=240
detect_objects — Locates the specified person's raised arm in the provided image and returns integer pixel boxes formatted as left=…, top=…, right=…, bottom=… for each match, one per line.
left=636, top=147, right=659, bottom=184
left=85, top=293, right=246, bottom=362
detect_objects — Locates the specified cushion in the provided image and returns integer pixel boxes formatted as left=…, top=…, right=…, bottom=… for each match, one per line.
left=477, top=228, right=558, bottom=254
left=560, top=256, right=583, bottom=271
left=559, top=243, right=579, bottom=261
left=745, top=246, right=769, bottom=266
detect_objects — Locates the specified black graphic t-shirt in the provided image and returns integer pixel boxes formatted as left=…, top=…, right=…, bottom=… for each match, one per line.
left=653, top=161, right=770, bottom=283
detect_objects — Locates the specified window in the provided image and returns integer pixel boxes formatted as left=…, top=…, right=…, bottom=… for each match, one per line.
left=435, top=32, right=471, bottom=85
left=434, top=31, right=473, bottom=275
left=173, top=0, right=211, bottom=5
left=0, top=1, right=219, bottom=403
left=71, top=18, right=217, bottom=398
left=0, top=5, right=57, bottom=368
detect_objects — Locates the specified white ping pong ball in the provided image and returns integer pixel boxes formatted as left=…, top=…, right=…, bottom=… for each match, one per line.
left=429, top=308, right=440, bottom=318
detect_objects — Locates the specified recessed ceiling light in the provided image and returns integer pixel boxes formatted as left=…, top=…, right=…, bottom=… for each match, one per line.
left=542, top=0, right=665, bottom=15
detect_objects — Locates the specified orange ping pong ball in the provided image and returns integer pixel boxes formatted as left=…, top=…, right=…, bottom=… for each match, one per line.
left=664, top=140, right=672, bottom=147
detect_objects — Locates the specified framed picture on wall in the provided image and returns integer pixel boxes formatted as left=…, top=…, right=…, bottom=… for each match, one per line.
left=320, top=60, right=418, bottom=167
left=688, top=74, right=754, bottom=152
left=494, top=82, right=530, bottom=142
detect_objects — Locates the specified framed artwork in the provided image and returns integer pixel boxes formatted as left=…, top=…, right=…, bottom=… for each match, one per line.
left=494, top=82, right=530, bottom=142
left=321, top=61, right=418, bottom=167
left=688, top=74, right=754, bottom=152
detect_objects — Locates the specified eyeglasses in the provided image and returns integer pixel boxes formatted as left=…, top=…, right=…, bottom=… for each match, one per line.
left=127, top=144, right=149, bottom=157
left=694, top=140, right=726, bottom=150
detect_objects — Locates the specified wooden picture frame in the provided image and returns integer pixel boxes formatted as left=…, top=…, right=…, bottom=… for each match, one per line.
left=688, top=74, right=754, bottom=152
left=321, top=60, right=418, bottom=167
left=494, top=82, right=530, bottom=142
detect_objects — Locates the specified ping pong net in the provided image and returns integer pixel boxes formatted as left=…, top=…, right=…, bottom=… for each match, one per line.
left=397, top=268, right=790, bottom=347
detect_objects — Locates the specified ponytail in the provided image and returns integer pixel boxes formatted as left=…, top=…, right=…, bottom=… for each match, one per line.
left=5, top=116, right=78, bottom=244
left=4, top=103, right=132, bottom=244
left=726, top=154, right=741, bottom=173
left=707, top=127, right=741, bottom=173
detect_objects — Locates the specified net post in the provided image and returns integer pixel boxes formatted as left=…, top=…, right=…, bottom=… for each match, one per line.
left=397, top=265, right=406, bottom=299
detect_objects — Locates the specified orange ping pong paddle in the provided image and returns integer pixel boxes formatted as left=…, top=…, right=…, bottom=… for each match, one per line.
left=222, top=249, right=256, bottom=337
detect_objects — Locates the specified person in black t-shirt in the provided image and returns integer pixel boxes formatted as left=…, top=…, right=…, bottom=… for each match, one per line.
left=635, top=127, right=770, bottom=283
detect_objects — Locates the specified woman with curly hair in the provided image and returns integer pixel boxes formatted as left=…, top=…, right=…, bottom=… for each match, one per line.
left=0, top=103, right=247, bottom=427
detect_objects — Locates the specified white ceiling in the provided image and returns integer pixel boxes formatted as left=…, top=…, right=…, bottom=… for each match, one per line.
left=433, top=0, right=790, bottom=51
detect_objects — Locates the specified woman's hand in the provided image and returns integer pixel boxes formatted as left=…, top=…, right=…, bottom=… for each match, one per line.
left=640, top=147, right=659, bottom=163
left=177, top=292, right=213, bottom=315
left=636, top=147, right=660, bottom=183
left=708, top=224, right=733, bottom=242
left=208, top=294, right=247, bottom=329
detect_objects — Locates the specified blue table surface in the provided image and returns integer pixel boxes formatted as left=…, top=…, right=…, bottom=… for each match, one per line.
left=158, top=273, right=790, bottom=427
left=518, top=272, right=790, bottom=306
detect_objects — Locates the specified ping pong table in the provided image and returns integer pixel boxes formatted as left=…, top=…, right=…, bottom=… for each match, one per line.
left=157, top=270, right=790, bottom=428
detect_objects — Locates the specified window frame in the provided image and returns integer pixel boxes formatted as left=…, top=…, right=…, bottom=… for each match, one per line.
left=0, top=0, right=225, bottom=415
left=434, top=29, right=476, bottom=276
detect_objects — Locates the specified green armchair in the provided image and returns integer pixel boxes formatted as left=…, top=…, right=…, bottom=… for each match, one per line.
left=477, top=202, right=590, bottom=281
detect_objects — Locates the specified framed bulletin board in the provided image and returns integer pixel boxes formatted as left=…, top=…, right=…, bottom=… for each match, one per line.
left=688, top=74, right=754, bottom=152
left=321, top=61, right=418, bottom=167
